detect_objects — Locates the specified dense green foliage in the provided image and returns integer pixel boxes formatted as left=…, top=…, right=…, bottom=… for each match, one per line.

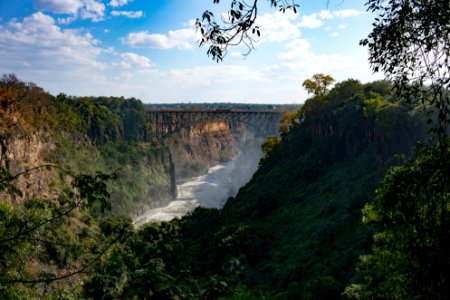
left=350, top=1, right=450, bottom=298
left=346, top=139, right=450, bottom=299
left=0, top=165, right=129, bottom=299
left=54, top=94, right=151, bottom=144
left=362, top=0, right=449, bottom=131
left=1, top=75, right=176, bottom=216
left=85, top=79, right=428, bottom=299
left=0, top=75, right=173, bottom=297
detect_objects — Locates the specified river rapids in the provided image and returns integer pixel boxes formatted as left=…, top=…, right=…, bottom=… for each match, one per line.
left=133, top=143, right=262, bottom=227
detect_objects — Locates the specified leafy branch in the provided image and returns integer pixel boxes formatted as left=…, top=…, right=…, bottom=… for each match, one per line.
left=0, top=227, right=127, bottom=285
left=196, top=0, right=299, bottom=61
left=0, top=164, right=121, bottom=289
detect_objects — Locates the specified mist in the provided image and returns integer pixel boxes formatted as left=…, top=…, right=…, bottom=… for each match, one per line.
left=133, top=126, right=276, bottom=227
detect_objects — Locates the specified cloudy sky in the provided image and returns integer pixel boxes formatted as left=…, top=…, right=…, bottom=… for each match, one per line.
left=0, top=0, right=383, bottom=104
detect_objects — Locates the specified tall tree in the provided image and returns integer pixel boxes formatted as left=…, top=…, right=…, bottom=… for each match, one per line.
left=347, top=1, right=450, bottom=298
left=361, top=0, right=450, bottom=136
left=302, top=73, right=335, bottom=96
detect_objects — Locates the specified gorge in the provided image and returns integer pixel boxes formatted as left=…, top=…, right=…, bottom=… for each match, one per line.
left=1, top=76, right=436, bottom=299
left=0, top=76, right=284, bottom=218
left=133, top=108, right=282, bottom=225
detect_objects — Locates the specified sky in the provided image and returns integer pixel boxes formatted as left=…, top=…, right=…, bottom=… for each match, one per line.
left=0, top=0, right=383, bottom=104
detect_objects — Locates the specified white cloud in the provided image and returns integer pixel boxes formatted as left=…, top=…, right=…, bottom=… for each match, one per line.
left=255, top=10, right=300, bottom=43
left=109, top=0, right=132, bottom=7
left=130, top=65, right=273, bottom=102
left=57, top=16, right=76, bottom=25
left=80, top=0, right=105, bottom=22
left=299, top=13, right=323, bottom=29
left=338, top=24, right=347, bottom=30
left=122, top=29, right=199, bottom=49
left=111, top=10, right=143, bottom=19
left=333, top=9, right=364, bottom=18
left=33, top=0, right=108, bottom=22
left=277, top=37, right=378, bottom=86
left=33, top=0, right=83, bottom=15
left=297, top=9, right=364, bottom=30
left=319, top=10, right=334, bottom=20
left=278, top=39, right=314, bottom=61
left=0, top=12, right=104, bottom=74
left=113, top=52, right=152, bottom=69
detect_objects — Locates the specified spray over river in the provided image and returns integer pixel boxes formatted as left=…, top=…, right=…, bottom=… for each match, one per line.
left=133, top=137, right=265, bottom=227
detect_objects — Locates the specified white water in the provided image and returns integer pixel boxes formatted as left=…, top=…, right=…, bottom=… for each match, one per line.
left=133, top=158, right=245, bottom=227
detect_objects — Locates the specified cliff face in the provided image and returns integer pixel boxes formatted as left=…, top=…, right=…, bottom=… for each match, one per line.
left=0, top=79, right=176, bottom=215
left=0, top=132, right=56, bottom=203
left=165, top=118, right=245, bottom=178
left=0, top=114, right=176, bottom=215
left=0, top=85, right=56, bottom=203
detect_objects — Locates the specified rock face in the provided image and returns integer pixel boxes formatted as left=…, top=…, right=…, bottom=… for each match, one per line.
left=164, top=118, right=245, bottom=179
left=0, top=132, right=56, bottom=203
left=0, top=75, right=279, bottom=215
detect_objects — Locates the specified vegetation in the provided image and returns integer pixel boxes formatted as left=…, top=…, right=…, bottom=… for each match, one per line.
left=346, top=1, right=450, bottom=298
left=197, top=0, right=299, bottom=61
left=1, top=0, right=449, bottom=298
left=346, top=139, right=450, bottom=299
left=362, top=0, right=449, bottom=132
left=84, top=79, right=428, bottom=299
left=302, top=74, right=335, bottom=97
left=0, top=75, right=176, bottom=216
left=0, top=164, right=129, bottom=299
left=0, top=75, right=176, bottom=297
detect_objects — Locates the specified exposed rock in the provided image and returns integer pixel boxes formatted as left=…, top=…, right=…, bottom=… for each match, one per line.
left=165, top=119, right=244, bottom=178
left=0, top=132, right=57, bottom=203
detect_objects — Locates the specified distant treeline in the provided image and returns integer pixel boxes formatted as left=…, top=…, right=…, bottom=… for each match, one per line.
left=146, top=102, right=301, bottom=112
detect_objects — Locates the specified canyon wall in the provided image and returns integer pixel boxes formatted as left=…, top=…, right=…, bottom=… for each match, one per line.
left=0, top=82, right=176, bottom=215
left=164, top=118, right=246, bottom=179
left=0, top=77, right=280, bottom=216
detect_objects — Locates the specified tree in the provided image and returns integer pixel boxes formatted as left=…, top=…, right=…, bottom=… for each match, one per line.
left=361, top=0, right=450, bottom=136
left=347, top=1, right=450, bottom=298
left=0, top=165, right=128, bottom=298
left=196, top=0, right=299, bottom=61
left=347, top=140, right=450, bottom=299
left=302, top=73, right=335, bottom=96
left=261, top=136, right=281, bottom=156
left=278, top=111, right=299, bottom=135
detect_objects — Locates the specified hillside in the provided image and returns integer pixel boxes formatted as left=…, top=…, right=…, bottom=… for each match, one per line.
left=0, top=75, right=177, bottom=216
left=85, top=79, right=429, bottom=299
left=0, top=74, right=280, bottom=298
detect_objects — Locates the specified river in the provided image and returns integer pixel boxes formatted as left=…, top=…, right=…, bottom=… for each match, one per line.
left=133, top=143, right=263, bottom=227
left=133, top=156, right=257, bottom=226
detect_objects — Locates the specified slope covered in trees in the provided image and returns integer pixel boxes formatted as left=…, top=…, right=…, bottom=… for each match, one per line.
left=0, top=75, right=176, bottom=298
left=85, top=79, right=429, bottom=299
left=0, top=74, right=176, bottom=216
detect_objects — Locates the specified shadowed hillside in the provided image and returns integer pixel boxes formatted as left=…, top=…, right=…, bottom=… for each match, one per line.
left=84, top=79, right=430, bottom=299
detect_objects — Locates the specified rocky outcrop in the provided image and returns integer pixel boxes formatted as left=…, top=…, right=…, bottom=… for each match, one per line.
left=165, top=119, right=244, bottom=178
left=0, top=132, right=56, bottom=203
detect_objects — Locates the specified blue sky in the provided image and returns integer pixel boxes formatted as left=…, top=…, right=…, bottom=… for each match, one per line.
left=0, top=0, right=382, bottom=104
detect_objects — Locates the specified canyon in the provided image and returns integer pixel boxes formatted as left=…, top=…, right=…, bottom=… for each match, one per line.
left=0, top=79, right=281, bottom=217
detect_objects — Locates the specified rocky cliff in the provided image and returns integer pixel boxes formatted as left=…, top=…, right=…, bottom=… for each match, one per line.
left=0, top=77, right=175, bottom=215
left=164, top=117, right=249, bottom=179
left=0, top=132, right=57, bottom=203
